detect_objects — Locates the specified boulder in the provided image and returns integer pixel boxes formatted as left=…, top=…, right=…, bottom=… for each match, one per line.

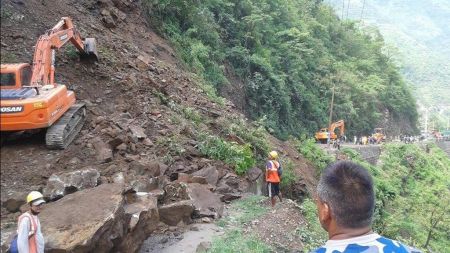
left=247, top=167, right=262, bottom=182
left=175, top=172, right=192, bottom=183
left=191, top=176, right=208, bottom=184
left=136, top=53, right=151, bottom=70
left=162, top=182, right=190, bottom=203
left=1, top=191, right=27, bottom=213
left=101, top=10, right=116, bottom=28
left=130, top=176, right=159, bottom=192
left=43, top=167, right=100, bottom=200
left=40, top=184, right=127, bottom=253
left=92, top=137, right=113, bottom=163
left=108, top=135, right=127, bottom=148
left=129, top=160, right=162, bottom=177
left=118, top=194, right=159, bottom=253
left=192, top=166, right=219, bottom=186
left=128, top=124, right=147, bottom=140
left=220, top=192, right=242, bottom=202
left=158, top=200, right=194, bottom=226
left=186, top=183, right=223, bottom=219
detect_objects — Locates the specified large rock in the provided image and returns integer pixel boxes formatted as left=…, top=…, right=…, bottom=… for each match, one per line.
left=92, top=137, right=113, bottom=163
left=192, top=166, right=219, bottom=186
left=187, top=183, right=223, bottom=219
left=129, top=124, right=147, bottom=140
left=118, top=194, right=159, bottom=253
left=130, top=176, right=159, bottom=192
left=158, top=200, right=194, bottom=226
left=43, top=167, right=100, bottom=200
left=40, top=183, right=127, bottom=253
left=1, top=191, right=27, bottom=213
left=162, top=182, right=190, bottom=203
left=129, top=160, right=165, bottom=177
left=247, top=167, right=262, bottom=182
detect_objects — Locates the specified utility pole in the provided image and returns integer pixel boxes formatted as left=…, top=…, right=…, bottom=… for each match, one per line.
left=327, top=82, right=336, bottom=148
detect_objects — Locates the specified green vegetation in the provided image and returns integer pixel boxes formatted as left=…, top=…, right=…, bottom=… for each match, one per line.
left=0, top=6, right=12, bottom=21
left=143, top=0, right=418, bottom=139
left=341, top=143, right=450, bottom=252
left=295, top=138, right=334, bottom=174
left=216, top=116, right=271, bottom=162
left=279, top=159, right=297, bottom=189
left=329, top=0, right=450, bottom=109
left=374, top=144, right=449, bottom=252
left=64, top=45, right=80, bottom=60
left=298, top=198, right=327, bottom=252
left=209, top=229, right=272, bottom=253
left=211, top=196, right=272, bottom=252
left=197, top=133, right=255, bottom=175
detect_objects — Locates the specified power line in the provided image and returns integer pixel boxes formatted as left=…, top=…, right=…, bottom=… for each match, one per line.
left=360, top=0, right=366, bottom=22
left=346, top=0, right=351, bottom=19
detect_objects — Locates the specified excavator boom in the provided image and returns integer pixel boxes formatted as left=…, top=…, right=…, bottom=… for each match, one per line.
left=30, top=17, right=98, bottom=87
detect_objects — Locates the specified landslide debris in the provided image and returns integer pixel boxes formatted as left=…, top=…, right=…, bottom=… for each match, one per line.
left=0, top=0, right=318, bottom=252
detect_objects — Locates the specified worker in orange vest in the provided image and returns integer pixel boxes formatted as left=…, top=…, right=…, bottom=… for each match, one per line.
left=266, top=151, right=282, bottom=207
left=16, top=191, right=45, bottom=253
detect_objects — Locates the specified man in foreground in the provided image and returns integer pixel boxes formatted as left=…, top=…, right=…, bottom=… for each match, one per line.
left=312, top=161, right=420, bottom=253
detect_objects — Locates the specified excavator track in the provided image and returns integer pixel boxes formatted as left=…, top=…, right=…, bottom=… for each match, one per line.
left=45, top=103, right=86, bottom=149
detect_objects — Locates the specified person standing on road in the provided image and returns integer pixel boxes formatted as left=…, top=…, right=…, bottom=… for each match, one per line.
left=312, top=161, right=420, bottom=253
left=266, top=151, right=282, bottom=207
left=16, top=191, right=45, bottom=253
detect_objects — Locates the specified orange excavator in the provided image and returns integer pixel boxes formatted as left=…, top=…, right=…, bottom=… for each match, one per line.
left=315, top=120, right=345, bottom=144
left=0, top=17, right=98, bottom=149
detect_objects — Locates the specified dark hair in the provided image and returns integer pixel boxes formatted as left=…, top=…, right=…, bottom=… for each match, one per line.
left=317, top=161, right=375, bottom=228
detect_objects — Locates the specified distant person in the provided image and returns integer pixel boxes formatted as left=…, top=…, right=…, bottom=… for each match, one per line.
left=266, top=151, right=282, bottom=207
left=362, top=136, right=368, bottom=145
left=312, top=161, right=420, bottom=253
left=14, top=191, right=45, bottom=253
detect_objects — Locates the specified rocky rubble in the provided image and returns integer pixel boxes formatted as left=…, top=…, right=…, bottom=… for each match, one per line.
left=43, top=167, right=100, bottom=200
left=0, top=0, right=315, bottom=251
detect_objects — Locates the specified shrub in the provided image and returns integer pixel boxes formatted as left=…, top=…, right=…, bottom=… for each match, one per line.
left=197, top=133, right=256, bottom=175
left=295, top=138, right=334, bottom=173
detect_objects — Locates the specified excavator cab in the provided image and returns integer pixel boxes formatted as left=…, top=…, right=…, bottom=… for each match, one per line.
left=1, top=64, right=32, bottom=88
left=0, top=64, right=37, bottom=101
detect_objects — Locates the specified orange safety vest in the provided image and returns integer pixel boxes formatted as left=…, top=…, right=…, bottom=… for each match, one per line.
left=18, top=212, right=38, bottom=253
left=266, top=160, right=280, bottom=183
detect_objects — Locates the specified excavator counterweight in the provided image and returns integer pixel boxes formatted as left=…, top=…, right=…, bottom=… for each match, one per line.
left=0, top=17, right=98, bottom=149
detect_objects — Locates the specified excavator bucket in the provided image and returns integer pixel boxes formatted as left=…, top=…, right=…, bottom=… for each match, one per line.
left=82, top=38, right=98, bottom=61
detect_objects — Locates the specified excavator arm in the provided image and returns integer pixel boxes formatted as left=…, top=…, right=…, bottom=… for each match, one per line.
left=30, top=17, right=98, bottom=87
left=329, top=120, right=345, bottom=137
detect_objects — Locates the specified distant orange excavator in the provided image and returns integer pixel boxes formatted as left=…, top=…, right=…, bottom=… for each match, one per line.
left=315, top=120, right=345, bottom=144
left=0, top=17, right=98, bottom=149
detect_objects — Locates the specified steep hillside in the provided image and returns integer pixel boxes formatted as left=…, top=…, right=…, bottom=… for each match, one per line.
left=0, top=0, right=317, bottom=242
left=327, top=0, right=450, bottom=129
left=143, top=0, right=419, bottom=138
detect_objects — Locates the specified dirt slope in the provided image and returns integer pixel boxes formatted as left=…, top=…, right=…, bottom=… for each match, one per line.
left=1, top=0, right=224, bottom=194
left=0, top=0, right=317, bottom=239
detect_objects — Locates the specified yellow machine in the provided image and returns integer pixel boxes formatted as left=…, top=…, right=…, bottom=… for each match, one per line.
left=372, top=128, right=386, bottom=143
